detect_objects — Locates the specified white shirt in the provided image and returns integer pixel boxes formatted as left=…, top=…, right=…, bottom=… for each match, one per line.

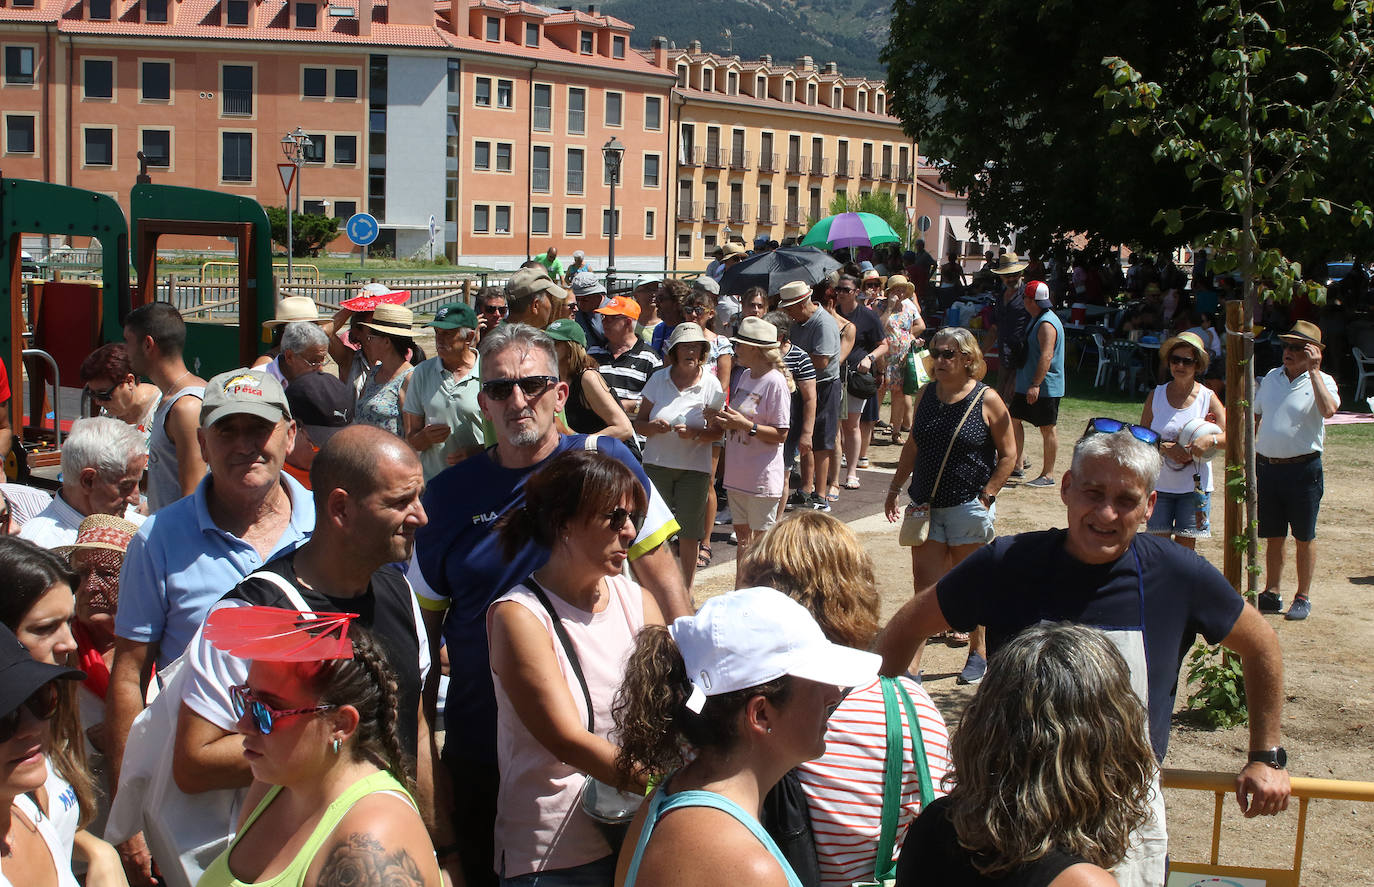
left=639, top=367, right=723, bottom=474
left=17, top=492, right=145, bottom=550
left=1255, top=366, right=1339, bottom=458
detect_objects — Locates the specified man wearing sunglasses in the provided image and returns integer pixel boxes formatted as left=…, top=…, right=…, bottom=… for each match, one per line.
left=408, top=323, right=689, bottom=887
left=1254, top=321, right=1340, bottom=621
left=473, top=287, right=509, bottom=341
left=878, top=426, right=1291, bottom=887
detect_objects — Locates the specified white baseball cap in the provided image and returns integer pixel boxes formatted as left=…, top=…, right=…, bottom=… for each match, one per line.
left=669, top=587, right=881, bottom=713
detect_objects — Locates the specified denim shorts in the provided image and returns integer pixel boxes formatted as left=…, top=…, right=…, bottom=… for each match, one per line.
left=929, top=498, right=996, bottom=546
left=1148, top=490, right=1211, bottom=538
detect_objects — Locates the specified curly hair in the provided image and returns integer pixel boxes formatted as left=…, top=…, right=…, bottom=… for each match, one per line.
left=297, top=627, right=415, bottom=797
left=945, top=623, right=1155, bottom=876
left=737, top=512, right=878, bottom=650
left=495, top=449, right=647, bottom=558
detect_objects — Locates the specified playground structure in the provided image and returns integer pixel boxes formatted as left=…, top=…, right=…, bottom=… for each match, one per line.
left=0, top=175, right=276, bottom=482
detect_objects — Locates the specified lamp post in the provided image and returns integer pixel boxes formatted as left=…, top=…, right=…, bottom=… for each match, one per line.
left=602, top=137, right=624, bottom=290
left=280, top=127, right=312, bottom=284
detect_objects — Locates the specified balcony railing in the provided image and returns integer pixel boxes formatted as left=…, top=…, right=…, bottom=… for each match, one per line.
left=729, top=149, right=750, bottom=170
left=835, top=160, right=854, bottom=179
left=757, top=204, right=775, bottom=225
left=727, top=203, right=750, bottom=223
left=757, top=152, right=779, bottom=173
left=533, top=105, right=552, bottom=131
left=785, top=156, right=805, bottom=175
left=860, top=161, right=876, bottom=179
left=532, top=168, right=550, bottom=193
left=676, top=201, right=698, bottom=222
left=702, top=202, right=724, bottom=224
left=679, top=146, right=702, bottom=167
left=785, top=207, right=805, bottom=226
left=880, top=162, right=894, bottom=181
left=809, top=157, right=829, bottom=177
left=896, top=164, right=914, bottom=182
left=566, top=170, right=584, bottom=194
left=221, top=89, right=253, bottom=115
left=704, top=147, right=727, bottom=169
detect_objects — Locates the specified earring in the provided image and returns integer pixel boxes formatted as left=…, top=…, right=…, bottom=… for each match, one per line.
left=766, top=727, right=773, bottom=734
left=331, top=737, right=341, bottom=754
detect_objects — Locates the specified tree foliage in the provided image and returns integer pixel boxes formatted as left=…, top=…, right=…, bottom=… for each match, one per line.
left=265, top=207, right=342, bottom=257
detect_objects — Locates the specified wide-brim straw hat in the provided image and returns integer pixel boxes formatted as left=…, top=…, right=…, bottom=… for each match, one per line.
left=991, top=252, right=1030, bottom=275
left=262, top=296, right=327, bottom=332
left=1159, top=331, right=1209, bottom=373
left=359, top=303, right=415, bottom=336
left=885, top=274, right=915, bottom=298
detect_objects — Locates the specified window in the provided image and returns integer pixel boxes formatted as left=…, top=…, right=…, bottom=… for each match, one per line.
left=807, top=83, right=816, bottom=105
left=141, top=129, right=170, bottom=166
left=644, top=210, right=654, bottom=238
left=473, top=140, right=490, bottom=170
left=485, top=16, right=499, bottom=40
left=784, top=79, right=794, bottom=103
left=643, top=154, right=659, bottom=188
left=334, top=135, right=357, bottom=164
left=222, top=132, right=252, bottom=181
left=474, top=205, right=489, bottom=233
left=303, top=199, right=328, bottom=215
left=567, top=87, right=586, bottom=134
left=474, top=77, right=491, bottom=107
left=226, top=0, right=250, bottom=25
left=703, top=69, right=714, bottom=92
left=222, top=65, right=252, bottom=115
left=524, top=23, right=539, bottom=47
left=5, top=47, right=35, bottom=85
left=532, top=207, right=550, bottom=236
left=145, top=0, right=168, bottom=22
left=302, top=133, right=325, bottom=163
left=296, top=2, right=316, bottom=27
left=303, top=67, right=327, bottom=98
left=532, top=145, right=550, bottom=192
left=335, top=68, right=358, bottom=99
left=494, top=206, right=511, bottom=233
left=644, top=96, right=661, bottom=131
left=84, top=127, right=113, bottom=165
left=496, top=79, right=513, bottom=109
left=140, top=61, right=170, bottom=101
left=727, top=71, right=738, bottom=95
left=612, top=35, right=625, bottom=58
left=532, top=83, right=551, bottom=131
left=604, top=91, right=622, bottom=127
left=495, top=142, right=511, bottom=172
left=335, top=200, right=357, bottom=219
left=676, top=65, right=687, bottom=88
left=755, top=75, right=765, bottom=96
left=4, top=115, right=35, bottom=153
left=601, top=209, right=619, bottom=236
left=89, top=0, right=111, bottom=19
left=566, top=148, right=584, bottom=194
left=579, top=30, right=593, bottom=53
left=83, top=59, right=113, bottom=99
left=833, top=87, right=842, bottom=107
left=677, top=233, right=692, bottom=258
left=565, top=208, right=583, bottom=236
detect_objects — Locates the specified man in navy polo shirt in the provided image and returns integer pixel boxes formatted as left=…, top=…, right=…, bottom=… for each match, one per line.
left=409, top=323, right=690, bottom=887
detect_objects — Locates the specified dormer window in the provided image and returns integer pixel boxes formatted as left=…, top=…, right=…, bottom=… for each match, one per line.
left=755, top=75, right=765, bottom=96
left=807, top=83, right=816, bottom=105
left=226, top=0, right=250, bottom=26
left=580, top=30, right=593, bottom=53
left=832, top=87, right=842, bottom=107
left=485, top=16, right=499, bottom=40
left=296, top=2, right=317, bottom=27
left=676, top=65, right=687, bottom=88
left=145, top=0, right=168, bottom=22
left=877, top=93, right=885, bottom=115
left=783, top=79, right=794, bottom=103
left=89, top=0, right=112, bottom=20
left=611, top=35, right=625, bottom=58
left=727, top=71, right=738, bottom=94
left=702, top=69, right=714, bottom=92
left=524, top=22, right=539, bottom=47
left=857, top=90, right=867, bottom=112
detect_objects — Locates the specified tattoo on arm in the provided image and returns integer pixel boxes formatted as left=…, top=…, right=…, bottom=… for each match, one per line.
left=317, top=833, right=426, bottom=887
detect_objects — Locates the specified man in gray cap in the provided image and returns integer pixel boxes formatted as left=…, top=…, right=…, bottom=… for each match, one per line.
left=505, top=265, right=564, bottom=329
left=570, top=269, right=610, bottom=349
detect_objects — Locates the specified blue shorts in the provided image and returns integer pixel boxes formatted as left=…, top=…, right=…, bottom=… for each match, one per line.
left=1148, top=490, right=1212, bottom=538
left=1257, top=454, right=1323, bottom=542
left=929, top=498, right=996, bottom=546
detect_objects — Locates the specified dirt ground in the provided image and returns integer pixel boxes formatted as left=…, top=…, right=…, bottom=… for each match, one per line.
left=694, top=422, right=1374, bottom=885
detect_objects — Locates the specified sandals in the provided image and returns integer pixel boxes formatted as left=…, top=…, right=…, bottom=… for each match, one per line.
left=826, top=486, right=841, bottom=502
left=945, top=631, right=971, bottom=647
left=696, top=543, right=712, bottom=569
left=842, top=478, right=861, bottom=490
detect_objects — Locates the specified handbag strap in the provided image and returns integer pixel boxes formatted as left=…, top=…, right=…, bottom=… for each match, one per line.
left=928, top=385, right=986, bottom=503
left=873, top=677, right=935, bottom=883
left=526, top=575, right=596, bottom=733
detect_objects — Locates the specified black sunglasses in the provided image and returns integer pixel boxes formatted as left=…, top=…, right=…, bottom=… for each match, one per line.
left=0, top=682, right=59, bottom=743
left=1168, top=353, right=1197, bottom=366
left=481, top=375, right=558, bottom=401
left=930, top=347, right=961, bottom=361
left=682, top=305, right=708, bottom=316
left=86, top=383, right=117, bottom=402
left=1083, top=417, right=1161, bottom=448
left=230, top=684, right=336, bottom=735
left=606, top=507, right=645, bottom=533
left=481, top=305, right=510, bottom=316
left=1282, top=342, right=1310, bottom=352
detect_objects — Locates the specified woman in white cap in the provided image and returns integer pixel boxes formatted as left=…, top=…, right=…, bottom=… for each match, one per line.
left=1140, top=330, right=1226, bottom=550
left=354, top=304, right=419, bottom=437
left=612, top=587, right=880, bottom=887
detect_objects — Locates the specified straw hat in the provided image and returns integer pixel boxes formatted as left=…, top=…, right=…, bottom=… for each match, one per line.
left=732, top=317, right=780, bottom=348
left=885, top=274, right=915, bottom=299
left=262, top=296, right=326, bottom=332
left=1278, top=320, right=1324, bottom=350
left=56, top=513, right=139, bottom=558
left=667, top=322, right=710, bottom=354
left=776, top=280, right=812, bottom=308
left=1159, top=331, right=1209, bottom=374
left=359, top=303, right=415, bottom=337
left=991, top=252, right=1029, bottom=275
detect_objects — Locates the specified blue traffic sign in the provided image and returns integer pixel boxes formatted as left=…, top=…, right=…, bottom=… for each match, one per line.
left=346, top=212, right=379, bottom=247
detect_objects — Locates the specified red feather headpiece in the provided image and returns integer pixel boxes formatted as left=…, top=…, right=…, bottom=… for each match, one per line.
left=204, top=607, right=356, bottom=662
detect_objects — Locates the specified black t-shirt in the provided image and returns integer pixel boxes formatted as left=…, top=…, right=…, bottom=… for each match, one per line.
left=896, top=796, right=1086, bottom=887
left=225, top=553, right=423, bottom=756
left=842, top=305, right=885, bottom=366
left=936, top=530, right=1244, bottom=760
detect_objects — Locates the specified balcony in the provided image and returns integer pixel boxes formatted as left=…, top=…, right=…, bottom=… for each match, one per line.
left=704, top=147, right=727, bottom=169
left=785, top=156, right=805, bottom=175
left=679, top=146, right=702, bottom=167
left=835, top=160, right=854, bottom=179
left=728, top=203, right=751, bottom=224
left=222, top=89, right=253, bottom=115
left=808, top=157, right=829, bottom=177
left=757, top=152, right=779, bottom=173
left=702, top=202, right=725, bottom=224
left=785, top=207, right=805, bottom=226
left=729, top=149, right=750, bottom=171
left=757, top=204, right=775, bottom=225
left=676, top=201, right=698, bottom=221
left=860, top=162, right=876, bottom=179
left=880, top=163, right=894, bottom=181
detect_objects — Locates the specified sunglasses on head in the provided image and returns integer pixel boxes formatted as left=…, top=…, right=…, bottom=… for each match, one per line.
left=1083, top=417, right=1161, bottom=448
left=85, top=383, right=117, bottom=402
left=0, top=682, right=59, bottom=743
left=480, top=375, right=558, bottom=401
left=605, top=507, right=645, bottom=533
left=230, top=684, right=336, bottom=735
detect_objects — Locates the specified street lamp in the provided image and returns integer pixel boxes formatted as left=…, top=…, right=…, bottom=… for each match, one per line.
left=602, top=136, right=625, bottom=289
left=280, top=127, right=312, bottom=284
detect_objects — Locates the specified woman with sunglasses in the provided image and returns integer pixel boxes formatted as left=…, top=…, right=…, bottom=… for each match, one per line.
left=0, top=536, right=125, bottom=887
left=80, top=344, right=162, bottom=449
left=1140, top=331, right=1226, bottom=550
left=0, top=620, right=86, bottom=887
left=679, top=289, right=733, bottom=568
left=200, top=623, right=440, bottom=887
left=886, top=327, right=1016, bottom=686
left=489, top=450, right=664, bottom=885
left=355, top=305, right=422, bottom=438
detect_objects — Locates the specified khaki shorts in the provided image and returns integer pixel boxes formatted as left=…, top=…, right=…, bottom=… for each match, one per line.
left=727, top=489, right=781, bottom=532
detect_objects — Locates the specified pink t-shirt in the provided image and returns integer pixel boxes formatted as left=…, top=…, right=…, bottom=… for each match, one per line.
left=724, top=368, right=790, bottom=498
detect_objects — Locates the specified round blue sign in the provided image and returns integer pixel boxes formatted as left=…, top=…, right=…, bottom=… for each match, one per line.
left=346, top=212, right=379, bottom=247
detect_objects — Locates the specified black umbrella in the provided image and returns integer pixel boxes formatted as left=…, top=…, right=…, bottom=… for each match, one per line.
left=718, top=246, right=842, bottom=296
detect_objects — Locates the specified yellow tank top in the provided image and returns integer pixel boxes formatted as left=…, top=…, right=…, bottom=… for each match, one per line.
left=197, top=770, right=415, bottom=887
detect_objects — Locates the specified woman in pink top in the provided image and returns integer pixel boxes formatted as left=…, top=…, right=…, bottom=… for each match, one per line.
left=489, top=450, right=665, bottom=885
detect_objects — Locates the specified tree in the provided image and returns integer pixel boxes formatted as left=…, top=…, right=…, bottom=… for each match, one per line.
left=265, top=207, right=342, bottom=257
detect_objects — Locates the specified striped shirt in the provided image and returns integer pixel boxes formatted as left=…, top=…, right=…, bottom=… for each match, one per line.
left=782, top=343, right=816, bottom=383
left=591, top=340, right=662, bottom=403
left=797, top=677, right=951, bottom=887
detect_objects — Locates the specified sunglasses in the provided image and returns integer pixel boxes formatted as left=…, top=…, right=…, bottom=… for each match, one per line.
left=86, top=383, right=117, bottom=402
left=480, top=375, right=558, bottom=401
left=682, top=305, right=708, bottom=316
left=482, top=305, right=510, bottom=316
left=606, top=507, right=645, bottom=533
left=863, top=280, right=883, bottom=288
left=1168, top=353, right=1197, bottom=366
left=1282, top=342, right=1310, bottom=352
left=835, top=287, right=857, bottom=294
left=1083, top=417, right=1161, bottom=448
left=930, top=348, right=962, bottom=361
left=230, top=684, right=336, bottom=735
left=0, top=682, right=59, bottom=743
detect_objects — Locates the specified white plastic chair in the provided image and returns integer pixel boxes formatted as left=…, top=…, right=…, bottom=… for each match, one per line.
left=1354, top=346, right=1374, bottom=405
left=1090, top=331, right=1113, bottom=387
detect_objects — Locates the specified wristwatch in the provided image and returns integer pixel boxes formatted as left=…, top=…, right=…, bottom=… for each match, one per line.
left=979, top=491, right=996, bottom=506
left=1248, top=747, right=1287, bottom=769
left=748, top=422, right=759, bottom=437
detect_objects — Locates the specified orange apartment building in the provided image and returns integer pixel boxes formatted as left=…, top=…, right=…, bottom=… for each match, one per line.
left=2, top=0, right=960, bottom=271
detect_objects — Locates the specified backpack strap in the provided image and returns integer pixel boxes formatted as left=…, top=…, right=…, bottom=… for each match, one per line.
left=243, top=569, right=314, bottom=617
left=872, top=677, right=935, bottom=884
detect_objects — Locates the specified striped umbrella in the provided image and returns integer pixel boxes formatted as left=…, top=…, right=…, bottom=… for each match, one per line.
left=800, top=212, right=900, bottom=250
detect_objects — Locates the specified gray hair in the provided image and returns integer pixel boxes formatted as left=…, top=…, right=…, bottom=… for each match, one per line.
left=281, top=321, right=328, bottom=354
left=61, top=416, right=146, bottom=482
left=477, top=322, right=558, bottom=381
left=1071, top=429, right=1162, bottom=490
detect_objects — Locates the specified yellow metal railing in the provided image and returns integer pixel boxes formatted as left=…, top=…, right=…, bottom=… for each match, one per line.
left=1161, top=769, right=1374, bottom=886
left=199, top=261, right=319, bottom=286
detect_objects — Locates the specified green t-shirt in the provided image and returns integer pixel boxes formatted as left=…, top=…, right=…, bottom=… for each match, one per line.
left=535, top=253, right=565, bottom=281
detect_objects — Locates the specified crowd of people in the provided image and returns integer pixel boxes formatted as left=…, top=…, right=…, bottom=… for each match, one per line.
left=0, top=244, right=1309, bottom=887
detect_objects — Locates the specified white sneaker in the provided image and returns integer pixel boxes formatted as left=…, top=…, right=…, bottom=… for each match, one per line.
left=715, top=507, right=733, bottom=525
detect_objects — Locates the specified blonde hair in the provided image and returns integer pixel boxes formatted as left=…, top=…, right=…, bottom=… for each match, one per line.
left=930, top=326, right=987, bottom=381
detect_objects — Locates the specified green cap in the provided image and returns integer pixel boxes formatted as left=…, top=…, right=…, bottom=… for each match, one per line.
left=543, top=318, right=587, bottom=347
left=427, top=302, right=478, bottom=330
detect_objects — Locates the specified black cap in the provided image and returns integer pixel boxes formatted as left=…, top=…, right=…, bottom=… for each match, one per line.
left=286, top=371, right=354, bottom=446
left=0, top=622, right=82, bottom=719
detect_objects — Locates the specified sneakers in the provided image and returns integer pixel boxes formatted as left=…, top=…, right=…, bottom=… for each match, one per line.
left=1010, top=469, right=1026, bottom=480
left=809, top=492, right=832, bottom=512
left=1257, top=590, right=1283, bottom=613
left=1285, top=597, right=1311, bottom=621
left=714, top=507, right=733, bottom=526
left=956, top=652, right=987, bottom=686
left=785, top=490, right=808, bottom=512
left=1026, top=476, right=1055, bottom=488
left=857, top=457, right=871, bottom=469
